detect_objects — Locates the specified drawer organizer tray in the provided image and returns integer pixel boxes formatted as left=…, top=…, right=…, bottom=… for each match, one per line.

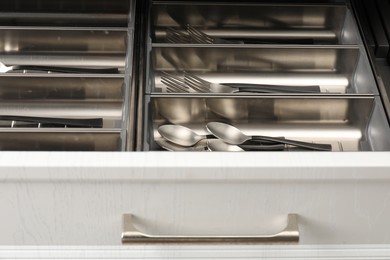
left=141, top=0, right=390, bottom=152
left=0, top=0, right=135, bottom=151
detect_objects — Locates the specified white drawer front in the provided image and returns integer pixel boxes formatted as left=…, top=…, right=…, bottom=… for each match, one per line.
left=1, top=152, right=390, bottom=245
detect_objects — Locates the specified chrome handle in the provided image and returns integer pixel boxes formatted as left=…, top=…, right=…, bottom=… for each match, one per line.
left=121, top=214, right=299, bottom=244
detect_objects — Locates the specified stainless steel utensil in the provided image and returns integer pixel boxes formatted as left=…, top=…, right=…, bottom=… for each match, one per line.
left=160, top=71, right=190, bottom=93
left=156, top=135, right=284, bottom=152
left=184, top=72, right=322, bottom=93
left=206, top=122, right=332, bottom=151
left=157, top=124, right=287, bottom=151
left=185, top=25, right=241, bottom=44
left=156, top=138, right=208, bottom=151
left=158, top=125, right=213, bottom=147
left=0, top=61, right=119, bottom=74
left=165, top=25, right=240, bottom=44
left=207, top=139, right=244, bottom=151
left=159, top=72, right=322, bottom=93
left=166, top=27, right=192, bottom=44
left=0, top=115, right=103, bottom=128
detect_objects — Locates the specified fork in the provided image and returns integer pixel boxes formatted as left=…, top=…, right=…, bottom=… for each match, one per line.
left=183, top=72, right=322, bottom=93
left=185, top=25, right=241, bottom=44
left=0, top=61, right=119, bottom=74
left=160, top=71, right=190, bottom=93
left=165, top=25, right=240, bottom=44
left=160, top=71, right=321, bottom=93
left=166, top=27, right=192, bottom=44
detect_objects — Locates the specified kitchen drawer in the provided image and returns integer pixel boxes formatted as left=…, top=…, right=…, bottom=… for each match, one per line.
left=1, top=0, right=390, bottom=252
left=1, top=152, right=390, bottom=245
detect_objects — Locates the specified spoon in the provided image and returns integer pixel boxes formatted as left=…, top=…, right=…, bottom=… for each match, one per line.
left=158, top=125, right=214, bottom=147
left=206, top=122, right=332, bottom=151
left=207, top=139, right=244, bottom=151
left=155, top=138, right=208, bottom=151
left=158, top=124, right=286, bottom=150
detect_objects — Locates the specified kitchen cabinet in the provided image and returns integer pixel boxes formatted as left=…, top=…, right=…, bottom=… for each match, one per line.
left=1, top=0, right=390, bottom=258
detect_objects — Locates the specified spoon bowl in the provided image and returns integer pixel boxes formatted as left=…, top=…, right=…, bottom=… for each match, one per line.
left=207, top=139, right=244, bottom=152
left=206, top=122, right=332, bottom=151
left=155, top=138, right=207, bottom=151
left=158, top=124, right=207, bottom=147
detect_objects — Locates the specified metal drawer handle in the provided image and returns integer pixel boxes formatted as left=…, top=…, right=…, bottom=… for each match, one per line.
left=121, top=214, right=299, bottom=244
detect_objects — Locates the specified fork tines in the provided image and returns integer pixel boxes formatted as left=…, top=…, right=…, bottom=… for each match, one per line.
left=166, top=27, right=191, bottom=44
left=160, top=71, right=190, bottom=93
left=166, top=25, right=215, bottom=44
left=183, top=72, right=212, bottom=93
left=185, top=24, right=214, bottom=44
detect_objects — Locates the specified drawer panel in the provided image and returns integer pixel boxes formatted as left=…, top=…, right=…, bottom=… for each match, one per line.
left=1, top=152, right=390, bottom=245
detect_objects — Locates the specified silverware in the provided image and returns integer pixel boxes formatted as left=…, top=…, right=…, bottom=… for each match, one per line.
left=160, top=71, right=321, bottom=93
left=156, top=138, right=208, bottom=151
left=157, top=124, right=286, bottom=151
left=165, top=25, right=240, bottom=44
left=166, top=27, right=192, bottom=44
left=0, top=61, right=119, bottom=74
left=160, top=71, right=190, bottom=93
left=158, top=125, right=213, bottom=147
left=206, top=122, right=332, bottom=151
left=207, top=139, right=244, bottom=151
left=0, top=115, right=103, bottom=128
left=185, top=25, right=241, bottom=44
left=156, top=135, right=284, bottom=152
left=184, top=72, right=321, bottom=94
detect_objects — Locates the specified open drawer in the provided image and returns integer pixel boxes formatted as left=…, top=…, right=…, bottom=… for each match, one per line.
left=1, top=0, right=390, bottom=250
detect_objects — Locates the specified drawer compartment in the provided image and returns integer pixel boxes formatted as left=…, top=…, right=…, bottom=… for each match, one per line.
left=0, top=0, right=132, bottom=27
left=148, top=46, right=376, bottom=94
left=145, top=96, right=390, bottom=151
left=0, top=28, right=127, bottom=54
left=0, top=75, right=124, bottom=100
left=151, top=2, right=359, bottom=45
left=0, top=130, right=121, bottom=151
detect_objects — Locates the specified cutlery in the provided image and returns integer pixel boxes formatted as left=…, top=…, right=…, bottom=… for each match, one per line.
left=156, top=136, right=284, bottom=152
left=160, top=71, right=321, bottom=93
left=184, top=72, right=322, bottom=93
left=185, top=25, right=242, bottom=44
left=206, top=122, right=332, bottom=151
left=166, top=27, right=192, bottom=44
left=165, top=25, right=241, bottom=44
left=165, top=25, right=314, bottom=44
left=0, top=62, right=119, bottom=74
left=156, top=138, right=208, bottom=151
left=157, top=124, right=286, bottom=150
left=207, top=139, right=244, bottom=151
left=157, top=124, right=214, bottom=147
left=0, top=115, right=103, bottom=128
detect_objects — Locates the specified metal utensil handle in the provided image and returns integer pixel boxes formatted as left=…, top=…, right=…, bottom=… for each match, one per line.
left=223, top=83, right=321, bottom=93
left=251, top=136, right=332, bottom=151
left=0, top=115, right=103, bottom=128
left=12, top=65, right=119, bottom=74
left=239, top=143, right=286, bottom=151
left=122, top=214, right=299, bottom=244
